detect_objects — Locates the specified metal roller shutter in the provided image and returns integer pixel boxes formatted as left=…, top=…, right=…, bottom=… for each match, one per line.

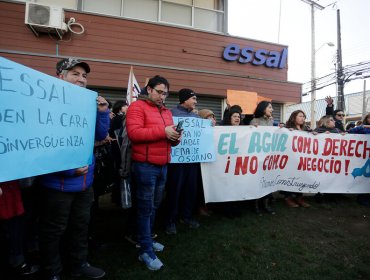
left=272, top=103, right=282, bottom=123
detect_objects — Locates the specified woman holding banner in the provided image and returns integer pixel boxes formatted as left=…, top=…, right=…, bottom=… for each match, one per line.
left=314, top=115, right=342, bottom=134
left=282, top=110, right=312, bottom=208
left=250, top=101, right=276, bottom=215
left=313, top=115, right=344, bottom=203
left=221, top=108, right=243, bottom=217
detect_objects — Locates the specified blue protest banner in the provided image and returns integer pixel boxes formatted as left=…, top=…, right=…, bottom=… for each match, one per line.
left=170, top=117, right=215, bottom=163
left=0, top=57, right=97, bottom=182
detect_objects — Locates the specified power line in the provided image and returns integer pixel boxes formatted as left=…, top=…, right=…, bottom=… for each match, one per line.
left=302, top=60, right=370, bottom=95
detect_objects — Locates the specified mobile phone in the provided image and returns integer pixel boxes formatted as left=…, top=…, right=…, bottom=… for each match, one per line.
left=176, top=120, right=184, bottom=132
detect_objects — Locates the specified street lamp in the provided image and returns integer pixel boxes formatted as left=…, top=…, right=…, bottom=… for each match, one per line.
left=316, top=42, right=335, bottom=53
left=310, top=42, right=335, bottom=128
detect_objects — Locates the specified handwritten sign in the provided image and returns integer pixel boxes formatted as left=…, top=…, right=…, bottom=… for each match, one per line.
left=170, top=117, right=215, bottom=163
left=201, top=126, right=370, bottom=202
left=0, top=57, right=98, bottom=182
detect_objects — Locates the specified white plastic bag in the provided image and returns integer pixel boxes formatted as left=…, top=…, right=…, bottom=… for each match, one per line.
left=120, top=178, right=132, bottom=209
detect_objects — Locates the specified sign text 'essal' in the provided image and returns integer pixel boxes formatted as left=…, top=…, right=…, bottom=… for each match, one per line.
left=223, top=43, right=288, bottom=69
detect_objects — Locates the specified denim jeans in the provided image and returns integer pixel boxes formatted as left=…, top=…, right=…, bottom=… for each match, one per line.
left=133, top=162, right=167, bottom=257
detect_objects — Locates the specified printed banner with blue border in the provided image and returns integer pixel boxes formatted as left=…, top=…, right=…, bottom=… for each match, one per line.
left=0, top=57, right=98, bottom=182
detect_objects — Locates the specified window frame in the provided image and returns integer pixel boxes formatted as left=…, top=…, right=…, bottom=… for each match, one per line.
left=13, top=0, right=227, bottom=33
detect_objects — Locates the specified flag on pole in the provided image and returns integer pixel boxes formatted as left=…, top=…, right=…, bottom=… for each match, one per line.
left=127, top=66, right=141, bottom=105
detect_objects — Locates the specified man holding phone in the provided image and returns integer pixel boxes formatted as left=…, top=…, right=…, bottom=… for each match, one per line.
left=165, top=88, right=201, bottom=235
left=126, top=75, right=180, bottom=270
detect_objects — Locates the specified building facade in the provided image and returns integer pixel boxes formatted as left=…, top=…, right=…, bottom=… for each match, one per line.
left=0, top=0, right=301, bottom=121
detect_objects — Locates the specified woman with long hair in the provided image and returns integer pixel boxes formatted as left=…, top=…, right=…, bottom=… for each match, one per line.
left=250, top=101, right=273, bottom=126
left=283, top=110, right=311, bottom=208
left=285, top=110, right=312, bottom=132
left=250, top=101, right=275, bottom=215
left=222, top=108, right=242, bottom=218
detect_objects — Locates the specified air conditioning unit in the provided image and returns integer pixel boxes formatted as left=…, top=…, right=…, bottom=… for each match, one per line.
left=25, top=2, right=68, bottom=39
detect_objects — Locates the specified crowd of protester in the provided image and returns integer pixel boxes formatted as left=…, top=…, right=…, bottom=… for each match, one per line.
left=1, top=58, right=369, bottom=279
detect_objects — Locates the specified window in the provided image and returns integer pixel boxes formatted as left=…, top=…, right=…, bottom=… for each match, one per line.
left=10, top=0, right=78, bottom=9
left=83, top=0, right=121, bottom=16
left=165, top=0, right=192, bottom=4
left=194, top=0, right=224, bottom=10
left=36, top=0, right=78, bottom=9
left=161, top=1, right=192, bottom=26
left=194, top=8, right=223, bottom=32
left=122, top=0, right=158, bottom=22
left=78, top=0, right=226, bottom=33
left=160, top=0, right=225, bottom=32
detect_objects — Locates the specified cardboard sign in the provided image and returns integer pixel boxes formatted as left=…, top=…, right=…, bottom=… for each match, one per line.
left=170, top=117, right=215, bottom=163
left=0, top=57, right=98, bottom=182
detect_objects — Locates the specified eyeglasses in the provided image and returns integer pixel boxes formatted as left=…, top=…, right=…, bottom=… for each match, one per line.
left=336, top=114, right=345, bottom=117
left=153, top=88, right=168, bottom=97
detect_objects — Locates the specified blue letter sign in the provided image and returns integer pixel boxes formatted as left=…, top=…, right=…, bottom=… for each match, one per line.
left=223, top=44, right=288, bottom=69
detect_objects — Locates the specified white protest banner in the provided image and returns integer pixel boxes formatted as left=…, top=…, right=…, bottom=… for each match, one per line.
left=170, top=117, right=215, bottom=163
left=201, top=126, right=370, bottom=203
left=0, top=57, right=97, bottom=182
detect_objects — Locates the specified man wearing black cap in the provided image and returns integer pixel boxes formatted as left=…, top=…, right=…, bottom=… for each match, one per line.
left=165, top=88, right=201, bottom=235
left=38, top=58, right=109, bottom=280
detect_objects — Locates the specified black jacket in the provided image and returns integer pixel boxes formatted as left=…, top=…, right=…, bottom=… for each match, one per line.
left=325, top=105, right=345, bottom=132
left=314, top=126, right=341, bottom=134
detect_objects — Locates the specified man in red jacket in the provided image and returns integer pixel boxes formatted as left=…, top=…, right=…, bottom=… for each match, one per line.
left=126, top=75, right=181, bottom=270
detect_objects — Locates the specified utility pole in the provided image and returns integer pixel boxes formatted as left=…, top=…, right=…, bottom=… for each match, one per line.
left=362, top=80, right=367, bottom=119
left=301, top=0, right=324, bottom=128
left=336, top=9, right=345, bottom=111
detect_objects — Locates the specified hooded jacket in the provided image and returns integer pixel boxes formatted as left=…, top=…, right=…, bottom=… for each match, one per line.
left=126, top=96, right=176, bottom=165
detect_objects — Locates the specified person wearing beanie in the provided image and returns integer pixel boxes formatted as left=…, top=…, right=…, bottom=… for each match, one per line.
left=178, top=88, right=197, bottom=105
left=165, top=88, right=201, bottom=235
